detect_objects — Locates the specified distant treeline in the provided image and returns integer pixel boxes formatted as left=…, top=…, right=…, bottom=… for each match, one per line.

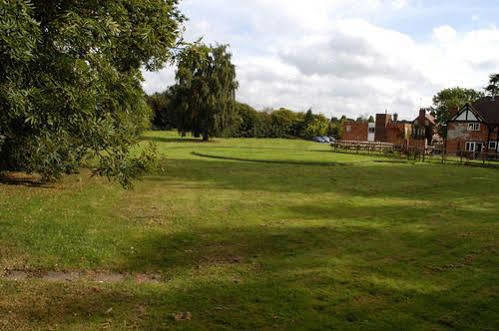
left=146, top=91, right=360, bottom=139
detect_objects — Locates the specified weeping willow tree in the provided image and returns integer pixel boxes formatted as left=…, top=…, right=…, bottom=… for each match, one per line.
left=172, top=44, right=238, bottom=141
left=0, top=0, right=185, bottom=187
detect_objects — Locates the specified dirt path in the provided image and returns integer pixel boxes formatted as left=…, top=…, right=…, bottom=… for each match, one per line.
left=1, top=269, right=163, bottom=284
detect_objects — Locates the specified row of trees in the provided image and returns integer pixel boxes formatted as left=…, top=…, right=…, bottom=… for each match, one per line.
left=232, top=106, right=335, bottom=139
left=148, top=90, right=342, bottom=140
left=148, top=43, right=340, bottom=140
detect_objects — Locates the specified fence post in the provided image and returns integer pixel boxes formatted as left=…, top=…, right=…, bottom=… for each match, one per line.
left=459, top=142, right=463, bottom=164
left=442, top=139, right=446, bottom=164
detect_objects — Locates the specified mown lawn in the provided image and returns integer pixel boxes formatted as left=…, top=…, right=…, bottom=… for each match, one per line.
left=0, top=131, right=498, bottom=330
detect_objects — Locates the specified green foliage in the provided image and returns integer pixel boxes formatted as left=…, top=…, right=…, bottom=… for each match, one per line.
left=95, top=142, right=160, bottom=189
left=146, top=90, right=176, bottom=130
left=0, top=0, right=184, bottom=185
left=485, top=73, right=499, bottom=97
left=329, top=117, right=345, bottom=139
left=298, top=109, right=315, bottom=136
left=269, top=108, right=304, bottom=138
left=302, top=114, right=329, bottom=138
left=172, top=43, right=239, bottom=141
left=153, top=94, right=335, bottom=139
left=233, top=102, right=269, bottom=138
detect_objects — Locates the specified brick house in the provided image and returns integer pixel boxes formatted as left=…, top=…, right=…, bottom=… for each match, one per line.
left=376, top=113, right=412, bottom=145
left=446, top=97, right=499, bottom=155
left=410, top=109, right=438, bottom=149
left=342, top=113, right=411, bottom=145
left=343, top=121, right=375, bottom=142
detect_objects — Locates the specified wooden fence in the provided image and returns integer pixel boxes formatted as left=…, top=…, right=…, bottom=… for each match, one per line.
left=331, top=139, right=499, bottom=167
left=331, top=140, right=394, bottom=153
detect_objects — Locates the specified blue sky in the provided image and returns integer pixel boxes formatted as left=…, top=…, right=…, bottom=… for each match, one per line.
left=378, top=1, right=499, bottom=37
left=143, top=0, right=499, bottom=120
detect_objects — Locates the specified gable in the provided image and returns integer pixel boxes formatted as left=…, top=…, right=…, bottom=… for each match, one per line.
left=455, top=111, right=467, bottom=121
left=451, top=104, right=481, bottom=122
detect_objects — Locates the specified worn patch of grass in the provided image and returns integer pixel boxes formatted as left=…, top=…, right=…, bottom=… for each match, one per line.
left=0, top=131, right=498, bottom=330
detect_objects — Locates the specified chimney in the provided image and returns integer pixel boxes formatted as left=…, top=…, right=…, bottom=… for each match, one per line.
left=419, top=108, right=426, bottom=118
left=393, top=113, right=398, bottom=122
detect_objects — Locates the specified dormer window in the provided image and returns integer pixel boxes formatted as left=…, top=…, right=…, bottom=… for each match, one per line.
left=467, top=123, right=480, bottom=131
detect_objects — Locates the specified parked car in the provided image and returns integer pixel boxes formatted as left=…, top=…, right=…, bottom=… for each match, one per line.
left=329, top=137, right=336, bottom=143
left=312, top=136, right=325, bottom=143
left=321, top=136, right=330, bottom=143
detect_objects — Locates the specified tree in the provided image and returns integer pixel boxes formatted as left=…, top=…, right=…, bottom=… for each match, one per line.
left=147, top=90, right=175, bottom=130
left=486, top=74, right=499, bottom=97
left=234, top=103, right=270, bottom=138
left=303, top=114, right=329, bottom=138
left=297, top=108, right=315, bottom=138
left=0, top=0, right=185, bottom=187
left=172, top=44, right=238, bottom=141
left=328, top=116, right=346, bottom=139
left=368, top=115, right=375, bottom=123
left=432, top=87, right=484, bottom=134
left=268, top=108, right=302, bottom=138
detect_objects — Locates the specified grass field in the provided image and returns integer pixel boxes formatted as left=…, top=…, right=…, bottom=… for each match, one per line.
left=0, top=131, right=498, bottom=330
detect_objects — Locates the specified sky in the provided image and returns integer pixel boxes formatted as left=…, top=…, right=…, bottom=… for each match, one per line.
left=142, top=0, right=499, bottom=120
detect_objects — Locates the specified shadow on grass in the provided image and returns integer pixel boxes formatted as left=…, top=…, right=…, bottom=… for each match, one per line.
left=2, top=219, right=496, bottom=329
left=122, top=198, right=498, bottom=275
left=192, top=152, right=349, bottom=167
left=149, top=158, right=497, bottom=201
left=3, top=268, right=496, bottom=330
left=373, top=160, right=410, bottom=164
left=141, top=136, right=213, bottom=144
left=113, top=220, right=497, bottom=329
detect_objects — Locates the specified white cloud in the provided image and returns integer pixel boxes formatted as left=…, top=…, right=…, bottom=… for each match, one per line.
left=392, top=0, right=407, bottom=9
left=143, top=1, right=499, bottom=120
left=433, top=25, right=457, bottom=43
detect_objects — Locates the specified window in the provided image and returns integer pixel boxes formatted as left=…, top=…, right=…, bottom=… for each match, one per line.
left=346, top=125, right=352, bottom=133
left=465, top=142, right=474, bottom=152
left=489, top=141, right=497, bottom=150
left=368, top=127, right=375, bottom=133
left=467, top=123, right=480, bottom=131
left=415, top=128, right=425, bottom=137
left=466, top=142, right=484, bottom=152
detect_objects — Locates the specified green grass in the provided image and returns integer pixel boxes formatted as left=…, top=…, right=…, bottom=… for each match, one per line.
left=0, top=131, right=498, bottom=330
